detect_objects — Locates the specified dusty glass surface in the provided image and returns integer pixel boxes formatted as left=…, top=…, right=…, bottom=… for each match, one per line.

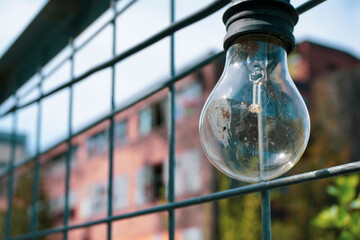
left=199, top=35, right=310, bottom=182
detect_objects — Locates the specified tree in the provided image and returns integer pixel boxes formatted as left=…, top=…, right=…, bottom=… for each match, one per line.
left=0, top=165, right=53, bottom=239
left=313, top=174, right=360, bottom=240
left=216, top=173, right=261, bottom=240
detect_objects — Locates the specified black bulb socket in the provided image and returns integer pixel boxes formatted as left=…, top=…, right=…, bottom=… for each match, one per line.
left=223, top=0, right=299, bottom=53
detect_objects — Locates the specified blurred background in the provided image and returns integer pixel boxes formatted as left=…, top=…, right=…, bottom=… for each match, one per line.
left=0, top=0, right=359, bottom=239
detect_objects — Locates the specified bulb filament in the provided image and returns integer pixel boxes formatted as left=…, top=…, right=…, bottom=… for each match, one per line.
left=248, top=59, right=266, bottom=113
left=247, top=58, right=267, bottom=179
left=249, top=83, right=262, bottom=113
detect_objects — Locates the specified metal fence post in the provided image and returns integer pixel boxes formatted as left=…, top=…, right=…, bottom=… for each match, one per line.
left=63, top=38, right=75, bottom=240
left=261, top=190, right=271, bottom=240
left=107, top=1, right=118, bottom=239
left=30, top=69, right=43, bottom=237
left=168, top=0, right=176, bottom=239
left=5, top=97, right=18, bottom=238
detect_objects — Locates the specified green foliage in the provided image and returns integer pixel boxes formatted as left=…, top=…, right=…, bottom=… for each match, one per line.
left=0, top=167, right=53, bottom=239
left=0, top=210, right=5, bottom=238
left=269, top=70, right=358, bottom=240
left=313, top=174, right=360, bottom=240
left=216, top=173, right=261, bottom=240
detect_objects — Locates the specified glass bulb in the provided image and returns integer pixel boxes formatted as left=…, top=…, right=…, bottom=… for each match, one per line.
left=199, top=35, right=310, bottom=183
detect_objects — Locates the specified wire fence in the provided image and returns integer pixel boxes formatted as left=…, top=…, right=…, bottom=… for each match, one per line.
left=1, top=0, right=359, bottom=240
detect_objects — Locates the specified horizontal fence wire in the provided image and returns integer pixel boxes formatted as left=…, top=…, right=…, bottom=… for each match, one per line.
left=0, top=0, right=340, bottom=240
left=296, top=0, right=327, bottom=14
left=8, top=161, right=360, bottom=240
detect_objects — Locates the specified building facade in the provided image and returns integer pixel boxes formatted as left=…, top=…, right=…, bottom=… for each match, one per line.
left=0, top=41, right=359, bottom=240
left=27, top=58, right=222, bottom=240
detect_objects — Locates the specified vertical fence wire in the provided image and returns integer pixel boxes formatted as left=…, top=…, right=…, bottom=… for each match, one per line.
left=63, top=39, right=75, bottom=240
left=30, top=70, right=43, bottom=237
left=107, top=1, right=117, bottom=239
left=168, top=0, right=176, bottom=239
left=261, top=190, right=271, bottom=240
left=5, top=97, right=18, bottom=239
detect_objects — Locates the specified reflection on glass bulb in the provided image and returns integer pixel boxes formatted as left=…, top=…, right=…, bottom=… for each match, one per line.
left=199, top=35, right=310, bottom=183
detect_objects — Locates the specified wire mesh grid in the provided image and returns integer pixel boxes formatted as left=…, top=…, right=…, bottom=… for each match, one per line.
left=0, top=0, right=359, bottom=240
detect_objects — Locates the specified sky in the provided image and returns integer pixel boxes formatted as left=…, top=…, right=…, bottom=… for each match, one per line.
left=0, top=0, right=359, bottom=156
left=1, top=0, right=360, bottom=58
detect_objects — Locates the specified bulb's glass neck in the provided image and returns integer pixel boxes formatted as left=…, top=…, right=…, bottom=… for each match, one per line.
left=226, top=35, right=288, bottom=79
left=232, top=34, right=286, bottom=50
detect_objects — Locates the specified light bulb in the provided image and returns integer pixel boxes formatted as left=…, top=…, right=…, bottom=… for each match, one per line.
left=199, top=35, right=310, bottom=182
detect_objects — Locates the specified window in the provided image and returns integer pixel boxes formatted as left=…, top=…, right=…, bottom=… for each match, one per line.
left=114, top=120, right=127, bottom=146
left=87, top=129, right=109, bottom=157
left=46, top=146, right=78, bottom=177
left=71, top=145, right=78, bottom=167
left=135, top=163, right=165, bottom=205
left=179, top=227, right=203, bottom=240
left=0, top=132, right=27, bottom=167
left=80, top=182, right=107, bottom=219
left=91, top=183, right=107, bottom=216
left=152, top=164, right=165, bottom=200
left=152, top=101, right=166, bottom=128
left=139, top=107, right=152, bottom=136
left=47, top=153, right=66, bottom=177
left=81, top=175, right=130, bottom=218
left=173, top=149, right=203, bottom=196
left=135, top=166, right=149, bottom=205
left=139, top=100, right=166, bottom=136
left=113, top=175, right=129, bottom=211
left=49, top=191, right=77, bottom=222
left=176, top=81, right=203, bottom=119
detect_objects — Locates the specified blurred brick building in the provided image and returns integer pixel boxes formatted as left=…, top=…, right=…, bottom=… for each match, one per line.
left=0, top=41, right=359, bottom=240
left=32, top=56, right=223, bottom=240
left=289, top=41, right=359, bottom=101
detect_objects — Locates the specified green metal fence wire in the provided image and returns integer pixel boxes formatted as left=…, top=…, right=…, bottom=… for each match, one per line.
left=107, top=2, right=118, bottom=240
left=1, top=0, right=358, bottom=240
left=168, top=0, right=176, bottom=239
left=6, top=162, right=360, bottom=240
